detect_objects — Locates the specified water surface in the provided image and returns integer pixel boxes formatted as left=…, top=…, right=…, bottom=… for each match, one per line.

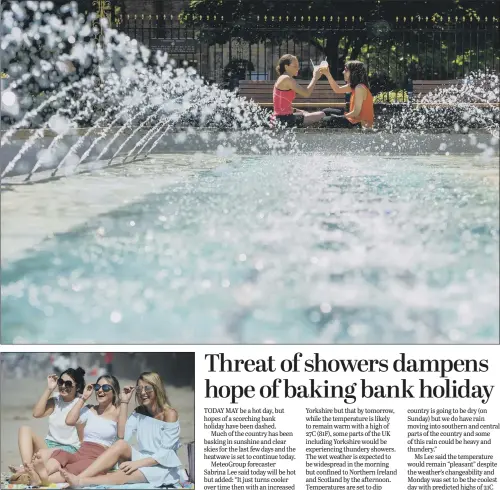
left=2, top=151, right=498, bottom=344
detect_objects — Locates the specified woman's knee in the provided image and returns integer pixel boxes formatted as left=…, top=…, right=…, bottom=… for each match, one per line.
left=36, top=448, right=53, bottom=460
left=112, top=439, right=130, bottom=454
left=19, top=426, right=32, bottom=436
left=48, top=457, right=61, bottom=470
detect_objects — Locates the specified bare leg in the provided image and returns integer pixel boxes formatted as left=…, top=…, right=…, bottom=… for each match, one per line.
left=10, top=429, right=48, bottom=480
left=25, top=463, right=41, bottom=486
left=46, top=471, right=67, bottom=484
left=35, top=447, right=56, bottom=464
left=302, top=111, right=328, bottom=126
left=62, top=468, right=147, bottom=488
left=34, top=454, right=62, bottom=485
left=33, top=454, right=50, bottom=486
left=76, top=439, right=132, bottom=478
left=18, top=426, right=47, bottom=468
left=10, top=448, right=54, bottom=475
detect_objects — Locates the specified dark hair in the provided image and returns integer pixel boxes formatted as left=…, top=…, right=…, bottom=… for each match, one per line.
left=96, top=374, right=121, bottom=406
left=60, top=367, right=86, bottom=394
left=345, top=60, right=370, bottom=90
left=276, top=54, right=296, bottom=76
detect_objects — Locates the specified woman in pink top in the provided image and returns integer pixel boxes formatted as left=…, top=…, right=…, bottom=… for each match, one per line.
left=273, top=54, right=335, bottom=128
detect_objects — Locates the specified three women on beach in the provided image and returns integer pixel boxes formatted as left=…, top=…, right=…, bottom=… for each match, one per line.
left=11, top=368, right=186, bottom=488
left=272, top=54, right=374, bottom=129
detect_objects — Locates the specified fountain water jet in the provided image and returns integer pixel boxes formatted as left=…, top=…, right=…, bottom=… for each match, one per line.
left=0, top=2, right=498, bottom=344
left=106, top=106, right=166, bottom=166
left=25, top=86, right=145, bottom=180
left=385, top=71, right=500, bottom=139
left=130, top=121, right=173, bottom=163
left=1, top=1, right=294, bottom=180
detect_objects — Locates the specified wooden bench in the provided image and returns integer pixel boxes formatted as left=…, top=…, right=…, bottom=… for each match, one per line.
left=412, top=80, right=500, bottom=107
left=237, top=80, right=348, bottom=110
left=412, top=79, right=462, bottom=96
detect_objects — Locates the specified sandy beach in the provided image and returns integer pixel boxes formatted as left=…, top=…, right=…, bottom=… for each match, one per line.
left=1, top=375, right=194, bottom=475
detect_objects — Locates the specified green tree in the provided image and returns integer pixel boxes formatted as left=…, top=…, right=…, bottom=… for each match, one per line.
left=182, top=0, right=499, bottom=79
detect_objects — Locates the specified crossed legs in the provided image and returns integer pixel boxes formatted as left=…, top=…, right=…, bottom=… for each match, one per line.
left=61, top=440, right=148, bottom=488
left=295, top=109, right=327, bottom=126
left=26, top=453, right=64, bottom=485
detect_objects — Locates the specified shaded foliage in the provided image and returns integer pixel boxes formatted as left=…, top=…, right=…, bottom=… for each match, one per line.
left=183, top=0, right=498, bottom=25
left=182, top=0, right=499, bottom=83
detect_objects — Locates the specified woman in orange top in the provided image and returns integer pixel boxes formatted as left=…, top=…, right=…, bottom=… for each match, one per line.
left=321, top=60, right=374, bottom=128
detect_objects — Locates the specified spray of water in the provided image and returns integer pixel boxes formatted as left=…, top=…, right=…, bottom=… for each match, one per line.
left=385, top=72, right=500, bottom=140
left=1, top=1, right=297, bottom=179
left=1, top=3, right=498, bottom=344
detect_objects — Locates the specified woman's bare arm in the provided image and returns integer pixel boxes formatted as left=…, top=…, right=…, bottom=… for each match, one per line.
left=33, top=392, right=55, bottom=418
left=117, top=385, right=136, bottom=439
left=287, top=69, right=322, bottom=98
left=117, top=400, right=130, bottom=439
left=66, top=383, right=94, bottom=425
left=345, top=85, right=366, bottom=118
left=324, top=71, right=352, bottom=94
left=32, top=378, right=57, bottom=418
left=77, top=423, right=84, bottom=442
left=65, top=398, right=86, bottom=426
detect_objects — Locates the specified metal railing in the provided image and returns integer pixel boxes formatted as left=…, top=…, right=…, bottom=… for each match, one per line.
left=115, top=13, right=499, bottom=102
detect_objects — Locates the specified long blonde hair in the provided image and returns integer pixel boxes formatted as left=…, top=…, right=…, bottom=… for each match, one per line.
left=135, top=371, right=172, bottom=414
left=96, top=374, right=121, bottom=407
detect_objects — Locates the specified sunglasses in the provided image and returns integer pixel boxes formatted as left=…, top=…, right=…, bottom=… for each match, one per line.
left=94, top=384, right=114, bottom=393
left=57, top=379, right=74, bottom=389
left=136, top=385, right=154, bottom=393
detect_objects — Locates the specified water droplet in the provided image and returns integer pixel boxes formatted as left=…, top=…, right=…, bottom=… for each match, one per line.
left=1, top=90, right=16, bottom=106
left=319, top=303, right=332, bottom=313
left=110, top=311, right=122, bottom=323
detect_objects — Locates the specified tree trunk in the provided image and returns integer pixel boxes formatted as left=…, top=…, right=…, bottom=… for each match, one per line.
left=324, top=32, right=342, bottom=79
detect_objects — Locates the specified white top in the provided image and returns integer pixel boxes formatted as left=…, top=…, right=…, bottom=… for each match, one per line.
left=45, top=394, right=81, bottom=448
left=79, top=406, right=118, bottom=447
left=125, top=412, right=183, bottom=487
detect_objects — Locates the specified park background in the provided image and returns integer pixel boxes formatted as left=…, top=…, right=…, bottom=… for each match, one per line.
left=34, top=0, right=500, bottom=101
left=2, top=0, right=498, bottom=101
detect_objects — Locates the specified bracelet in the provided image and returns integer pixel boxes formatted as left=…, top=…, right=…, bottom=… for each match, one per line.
left=119, top=401, right=129, bottom=404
